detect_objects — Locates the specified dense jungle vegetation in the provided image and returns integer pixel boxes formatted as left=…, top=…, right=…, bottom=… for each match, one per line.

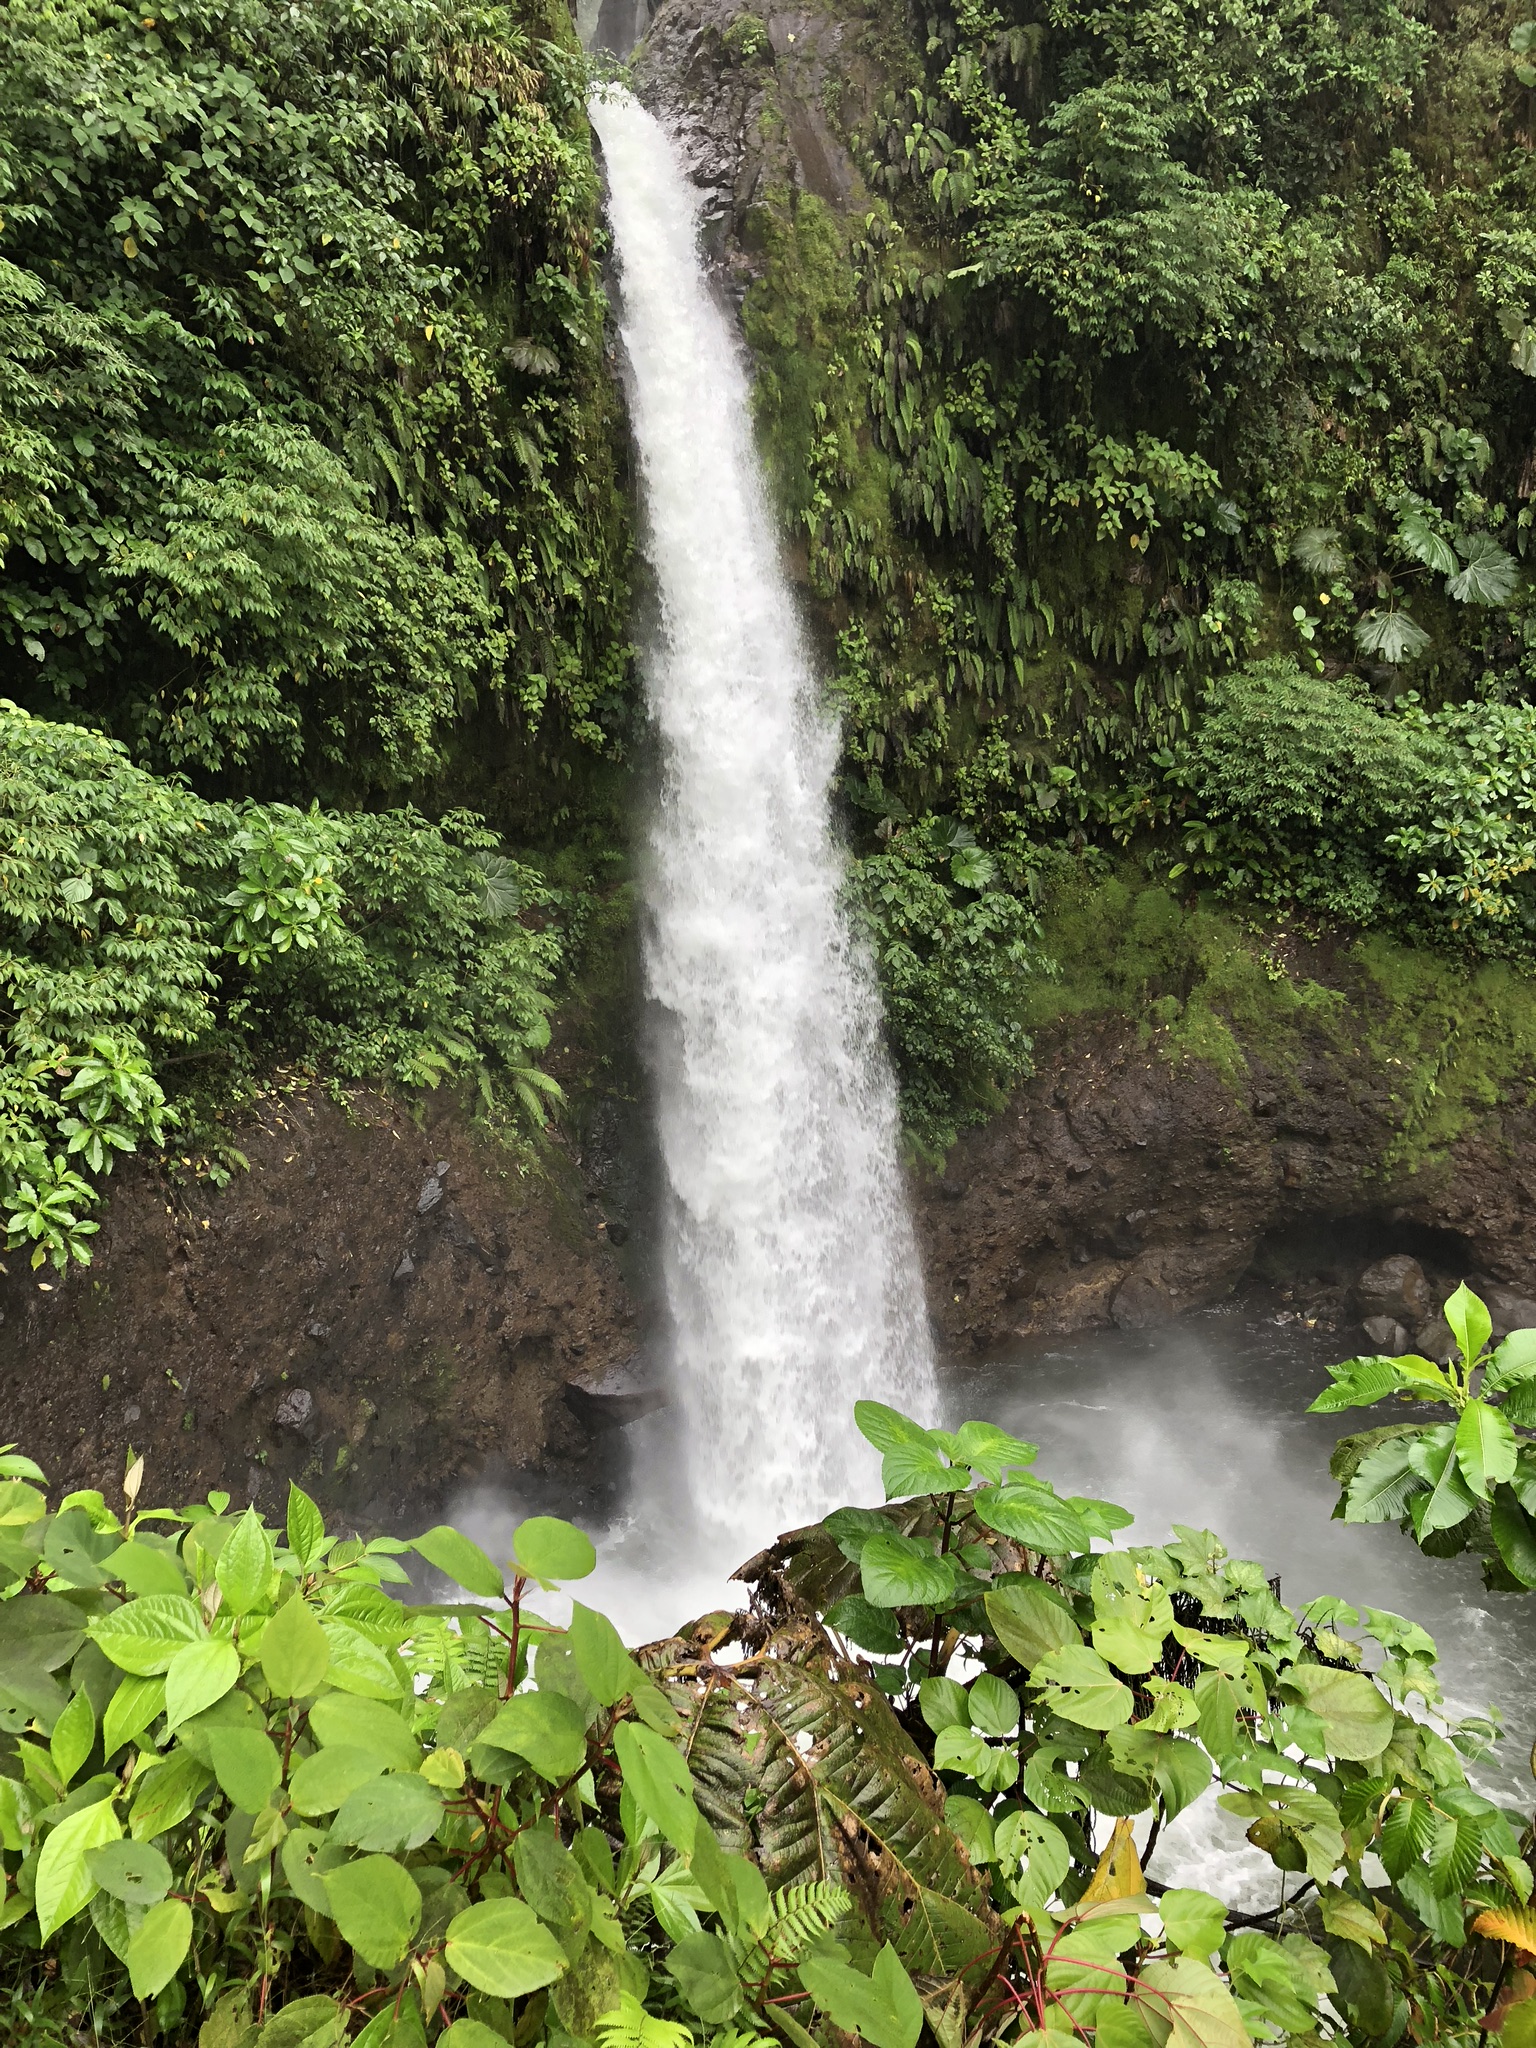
left=9, top=0, right=1536, bottom=1223
left=5, top=1398, right=1536, bottom=2048
left=741, top=0, right=1536, bottom=1142
left=0, top=0, right=631, bottom=1263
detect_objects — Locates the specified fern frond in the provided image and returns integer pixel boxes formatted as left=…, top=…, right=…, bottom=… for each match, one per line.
left=760, top=1880, right=854, bottom=1963
left=595, top=1993, right=694, bottom=2048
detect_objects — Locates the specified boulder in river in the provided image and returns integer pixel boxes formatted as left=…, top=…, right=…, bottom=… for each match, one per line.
left=1415, top=1316, right=1458, bottom=1365
left=1362, top=1315, right=1410, bottom=1355
left=1355, top=1255, right=1431, bottom=1327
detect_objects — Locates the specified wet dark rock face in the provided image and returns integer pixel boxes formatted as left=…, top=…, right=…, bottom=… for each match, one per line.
left=0, top=1089, right=638, bottom=1529
left=914, top=1018, right=1536, bottom=1355
left=630, top=0, right=873, bottom=288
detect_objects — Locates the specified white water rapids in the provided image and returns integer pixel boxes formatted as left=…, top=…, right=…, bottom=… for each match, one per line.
left=579, top=88, right=935, bottom=1615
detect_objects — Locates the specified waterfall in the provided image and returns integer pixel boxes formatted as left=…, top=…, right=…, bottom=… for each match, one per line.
left=589, top=88, right=936, bottom=1573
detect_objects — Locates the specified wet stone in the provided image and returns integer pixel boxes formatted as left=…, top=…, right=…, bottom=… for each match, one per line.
left=275, top=1387, right=314, bottom=1430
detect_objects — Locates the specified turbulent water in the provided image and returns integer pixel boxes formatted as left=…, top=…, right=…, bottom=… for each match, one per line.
left=587, top=89, right=935, bottom=1574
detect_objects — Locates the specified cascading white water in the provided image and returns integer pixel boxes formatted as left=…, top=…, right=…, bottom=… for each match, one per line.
left=590, top=87, right=936, bottom=1563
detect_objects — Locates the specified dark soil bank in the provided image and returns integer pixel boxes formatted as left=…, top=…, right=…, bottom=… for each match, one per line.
left=0, top=1088, right=638, bottom=1527
left=915, top=1013, right=1536, bottom=1353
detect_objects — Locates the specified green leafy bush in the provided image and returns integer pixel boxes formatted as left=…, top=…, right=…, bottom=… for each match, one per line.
left=1162, top=660, right=1436, bottom=921
left=0, top=703, right=563, bottom=1268
left=0, top=0, right=629, bottom=796
left=1, top=1403, right=1532, bottom=2047
left=854, top=817, right=1039, bottom=1155
left=1310, top=1283, right=1536, bottom=1594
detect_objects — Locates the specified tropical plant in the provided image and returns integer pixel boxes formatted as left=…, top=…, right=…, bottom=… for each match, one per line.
left=0, top=0, right=630, bottom=800
left=0, top=703, right=565, bottom=1268
left=2, top=1402, right=1532, bottom=2048
left=1308, top=1283, right=1536, bottom=1593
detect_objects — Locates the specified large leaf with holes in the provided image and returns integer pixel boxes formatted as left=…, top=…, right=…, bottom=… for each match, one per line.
left=662, top=1640, right=998, bottom=1973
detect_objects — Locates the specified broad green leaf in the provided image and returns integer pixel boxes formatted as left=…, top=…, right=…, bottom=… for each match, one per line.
left=1032, top=1644, right=1134, bottom=1729
left=1159, top=1888, right=1226, bottom=1958
left=853, top=1401, right=933, bottom=1455
left=1342, top=1435, right=1424, bottom=1523
left=1354, top=609, right=1429, bottom=663
left=440, top=2027, right=514, bottom=2048
left=1396, top=511, right=1458, bottom=575
left=289, top=1745, right=386, bottom=1816
left=127, top=1896, right=192, bottom=1999
left=1447, top=535, right=1518, bottom=605
left=320, top=1621, right=403, bottom=1698
left=282, top=1825, right=342, bottom=1913
left=1444, top=1284, right=1493, bottom=1367
left=1193, top=1669, right=1250, bottom=1761
left=286, top=1484, right=326, bottom=1568
left=323, top=1853, right=422, bottom=1968
left=667, top=1928, right=743, bottom=2021
left=1152, top=1738, right=1210, bottom=1822
left=255, top=1995, right=344, bottom=2048
left=567, top=1603, right=641, bottom=1706
left=482, top=1691, right=587, bottom=1783
left=330, top=1772, right=442, bottom=1853
left=1320, top=1889, right=1385, bottom=1950
left=90, top=1594, right=204, bottom=1675
left=1092, top=1614, right=1166, bottom=1676
left=1282, top=1667, right=1392, bottom=1761
left=1454, top=1399, right=1517, bottom=1500
left=944, top=1794, right=995, bottom=1865
left=824, top=1596, right=903, bottom=1655
left=613, top=1720, right=697, bottom=1851
left=1409, top=1430, right=1478, bottom=1534
left=103, top=1542, right=187, bottom=1596
left=165, top=1637, right=239, bottom=1730
left=0, top=1480, right=46, bottom=1526
left=950, top=1420, right=1037, bottom=1480
left=513, top=1821, right=594, bottom=1942
left=309, top=1693, right=419, bottom=1770
left=411, top=1525, right=504, bottom=1599
left=1309, top=1357, right=1427, bottom=1412
left=973, top=1482, right=1089, bottom=1552
left=36, top=1794, right=121, bottom=1938
left=216, top=1509, right=275, bottom=1615
left=512, top=1516, right=596, bottom=1584
left=1292, top=525, right=1348, bottom=576
left=259, top=1595, right=330, bottom=1698
left=1138, top=1955, right=1248, bottom=2048
left=800, top=1942, right=922, bottom=2048
left=208, top=1726, right=282, bottom=1814
left=933, top=1725, right=1018, bottom=1793
left=1491, top=1486, right=1536, bottom=1587
left=444, top=1897, right=569, bottom=1996
left=881, top=1443, right=956, bottom=1500
left=967, top=1673, right=1019, bottom=1737
left=859, top=1530, right=957, bottom=1608
left=50, top=1687, right=94, bottom=1787
left=985, top=1578, right=1080, bottom=1668
left=128, top=1749, right=210, bottom=1840
left=1484, top=1328, right=1536, bottom=1392
left=918, top=1677, right=969, bottom=1734
left=87, top=1836, right=171, bottom=1905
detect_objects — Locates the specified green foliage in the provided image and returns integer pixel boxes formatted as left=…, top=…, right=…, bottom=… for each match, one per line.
left=736, top=0, right=1536, bottom=1142
left=0, top=702, right=564, bottom=1266
left=0, top=0, right=629, bottom=796
left=851, top=813, right=1040, bottom=1154
left=5, top=1407, right=1528, bottom=2047
left=1311, top=1284, right=1536, bottom=1595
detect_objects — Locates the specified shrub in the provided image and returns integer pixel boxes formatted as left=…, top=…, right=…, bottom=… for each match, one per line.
left=0, top=1403, right=1528, bottom=2046
left=0, top=704, right=563, bottom=1268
